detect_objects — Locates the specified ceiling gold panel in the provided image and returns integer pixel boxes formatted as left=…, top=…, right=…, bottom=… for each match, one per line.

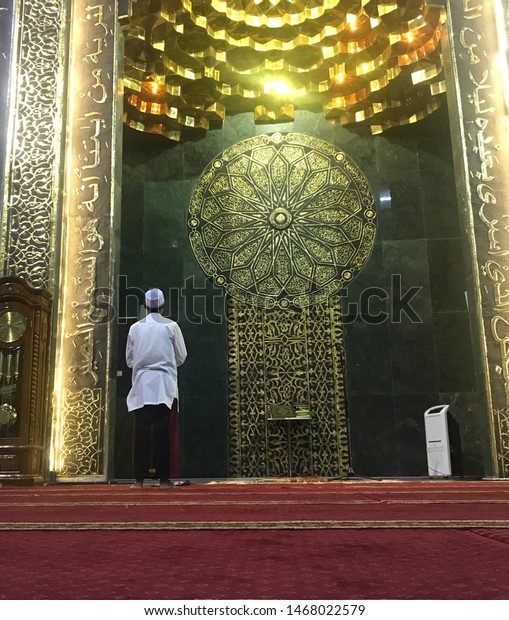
left=122, top=0, right=446, bottom=140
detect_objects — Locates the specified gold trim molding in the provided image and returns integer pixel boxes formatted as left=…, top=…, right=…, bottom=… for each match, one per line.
left=444, top=0, right=509, bottom=477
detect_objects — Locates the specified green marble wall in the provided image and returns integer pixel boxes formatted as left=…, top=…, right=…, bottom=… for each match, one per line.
left=114, top=105, right=484, bottom=479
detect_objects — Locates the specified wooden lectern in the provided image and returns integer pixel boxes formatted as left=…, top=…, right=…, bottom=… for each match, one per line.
left=0, top=277, right=52, bottom=485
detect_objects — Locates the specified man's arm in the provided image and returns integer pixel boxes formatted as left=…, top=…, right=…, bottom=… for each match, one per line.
left=173, top=324, right=187, bottom=367
left=126, top=329, right=134, bottom=368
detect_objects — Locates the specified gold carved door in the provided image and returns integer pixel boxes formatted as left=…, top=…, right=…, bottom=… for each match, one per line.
left=227, top=298, right=348, bottom=477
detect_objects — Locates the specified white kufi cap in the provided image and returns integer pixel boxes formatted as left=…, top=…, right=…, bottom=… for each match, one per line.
left=145, top=288, right=165, bottom=309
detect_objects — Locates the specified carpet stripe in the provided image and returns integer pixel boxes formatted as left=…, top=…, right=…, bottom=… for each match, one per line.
left=3, top=498, right=509, bottom=507
left=2, top=519, right=509, bottom=530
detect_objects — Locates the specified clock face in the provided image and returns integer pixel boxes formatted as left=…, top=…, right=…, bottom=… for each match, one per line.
left=0, top=310, right=27, bottom=344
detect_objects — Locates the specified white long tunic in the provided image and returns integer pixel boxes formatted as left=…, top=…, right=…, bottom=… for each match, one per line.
left=126, top=313, right=187, bottom=412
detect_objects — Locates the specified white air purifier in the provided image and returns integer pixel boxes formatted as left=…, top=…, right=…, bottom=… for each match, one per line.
left=424, top=405, right=452, bottom=478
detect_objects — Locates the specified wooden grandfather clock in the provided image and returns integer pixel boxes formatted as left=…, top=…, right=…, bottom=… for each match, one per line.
left=0, top=277, right=52, bottom=485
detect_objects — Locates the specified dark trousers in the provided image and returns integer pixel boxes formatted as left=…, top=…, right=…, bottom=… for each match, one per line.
left=133, top=402, right=175, bottom=479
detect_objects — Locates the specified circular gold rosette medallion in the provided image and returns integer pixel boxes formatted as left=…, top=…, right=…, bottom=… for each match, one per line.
left=189, top=133, right=376, bottom=308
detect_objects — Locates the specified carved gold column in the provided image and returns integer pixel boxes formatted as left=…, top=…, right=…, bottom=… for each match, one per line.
left=52, top=2, right=122, bottom=480
left=444, top=0, right=509, bottom=476
left=0, top=1, right=68, bottom=482
left=1, top=0, right=68, bottom=288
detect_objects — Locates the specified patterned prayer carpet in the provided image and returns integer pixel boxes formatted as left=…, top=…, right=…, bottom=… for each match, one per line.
left=1, top=479, right=509, bottom=599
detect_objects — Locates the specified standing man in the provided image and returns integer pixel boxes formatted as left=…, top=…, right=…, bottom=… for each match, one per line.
left=126, top=287, right=187, bottom=489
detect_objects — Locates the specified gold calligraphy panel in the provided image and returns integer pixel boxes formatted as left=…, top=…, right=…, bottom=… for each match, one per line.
left=52, top=2, right=122, bottom=479
left=227, top=297, right=349, bottom=478
left=445, top=0, right=509, bottom=476
left=1, top=0, right=66, bottom=288
left=59, top=388, right=103, bottom=476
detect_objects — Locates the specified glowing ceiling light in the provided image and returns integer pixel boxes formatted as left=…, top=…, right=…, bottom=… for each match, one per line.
left=346, top=13, right=358, bottom=31
left=143, top=75, right=162, bottom=95
left=264, top=80, right=290, bottom=95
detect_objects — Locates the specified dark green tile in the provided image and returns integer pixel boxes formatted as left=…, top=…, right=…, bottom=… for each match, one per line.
left=119, top=250, right=144, bottom=293
left=112, top=398, right=133, bottom=480
left=115, top=322, right=134, bottom=398
left=422, top=168, right=461, bottom=239
left=382, top=240, right=433, bottom=323
left=439, top=392, right=486, bottom=478
left=382, top=240, right=429, bottom=282
left=254, top=121, right=296, bottom=138
left=184, top=131, right=224, bottom=179
left=223, top=113, right=257, bottom=148
left=428, top=238, right=470, bottom=312
left=292, top=110, right=334, bottom=143
left=345, top=240, right=385, bottom=297
left=120, top=182, right=144, bottom=250
left=433, top=312, right=476, bottom=392
left=376, top=169, right=424, bottom=240
left=347, top=394, right=398, bottom=477
left=144, top=143, right=184, bottom=182
left=376, top=135, right=418, bottom=172
left=394, top=394, right=440, bottom=476
left=343, top=317, right=393, bottom=395
left=141, top=249, right=184, bottom=295
left=179, top=396, right=229, bottom=478
left=334, top=126, right=378, bottom=173
left=417, top=104, right=454, bottom=170
left=389, top=321, right=439, bottom=394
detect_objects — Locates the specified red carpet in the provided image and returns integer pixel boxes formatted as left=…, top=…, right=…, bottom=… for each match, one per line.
left=1, top=480, right=509, bottom=599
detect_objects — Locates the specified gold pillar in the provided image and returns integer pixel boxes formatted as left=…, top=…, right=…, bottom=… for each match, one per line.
left=444, top=0, right=509, bottom=476
left=1, top=1, right=69, bottom=482
left=52, top=2, right=122, bottom=480
left=1, top=0, right=68, bottom=288
left=2, top=1, right=121, bottom=481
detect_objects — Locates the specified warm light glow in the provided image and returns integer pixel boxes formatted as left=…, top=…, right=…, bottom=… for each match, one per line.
left=148, top=81, right=160, bottom=95
left=123, top=0, right=447, bottom=137
left=264, top=80, right=290, bottom=95
left=346, top=13, right=357, bottom=31
left=51, top=6, right=83, bottom=474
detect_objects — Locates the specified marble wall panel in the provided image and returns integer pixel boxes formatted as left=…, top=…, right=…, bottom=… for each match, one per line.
left=117, top=108, right=483, bottom=479
left=394, top=394, right=440, bottom=477
left=377, top=170, right=425, bottom=241
left=421, top=168, right=461, bottom=239
left=347, top=394, right=399, bottom=477
left=428, top=239, right=470, bottom=313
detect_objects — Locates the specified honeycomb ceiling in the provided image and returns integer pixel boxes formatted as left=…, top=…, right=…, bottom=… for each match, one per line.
left=121, top=0, right=447, bottom=141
